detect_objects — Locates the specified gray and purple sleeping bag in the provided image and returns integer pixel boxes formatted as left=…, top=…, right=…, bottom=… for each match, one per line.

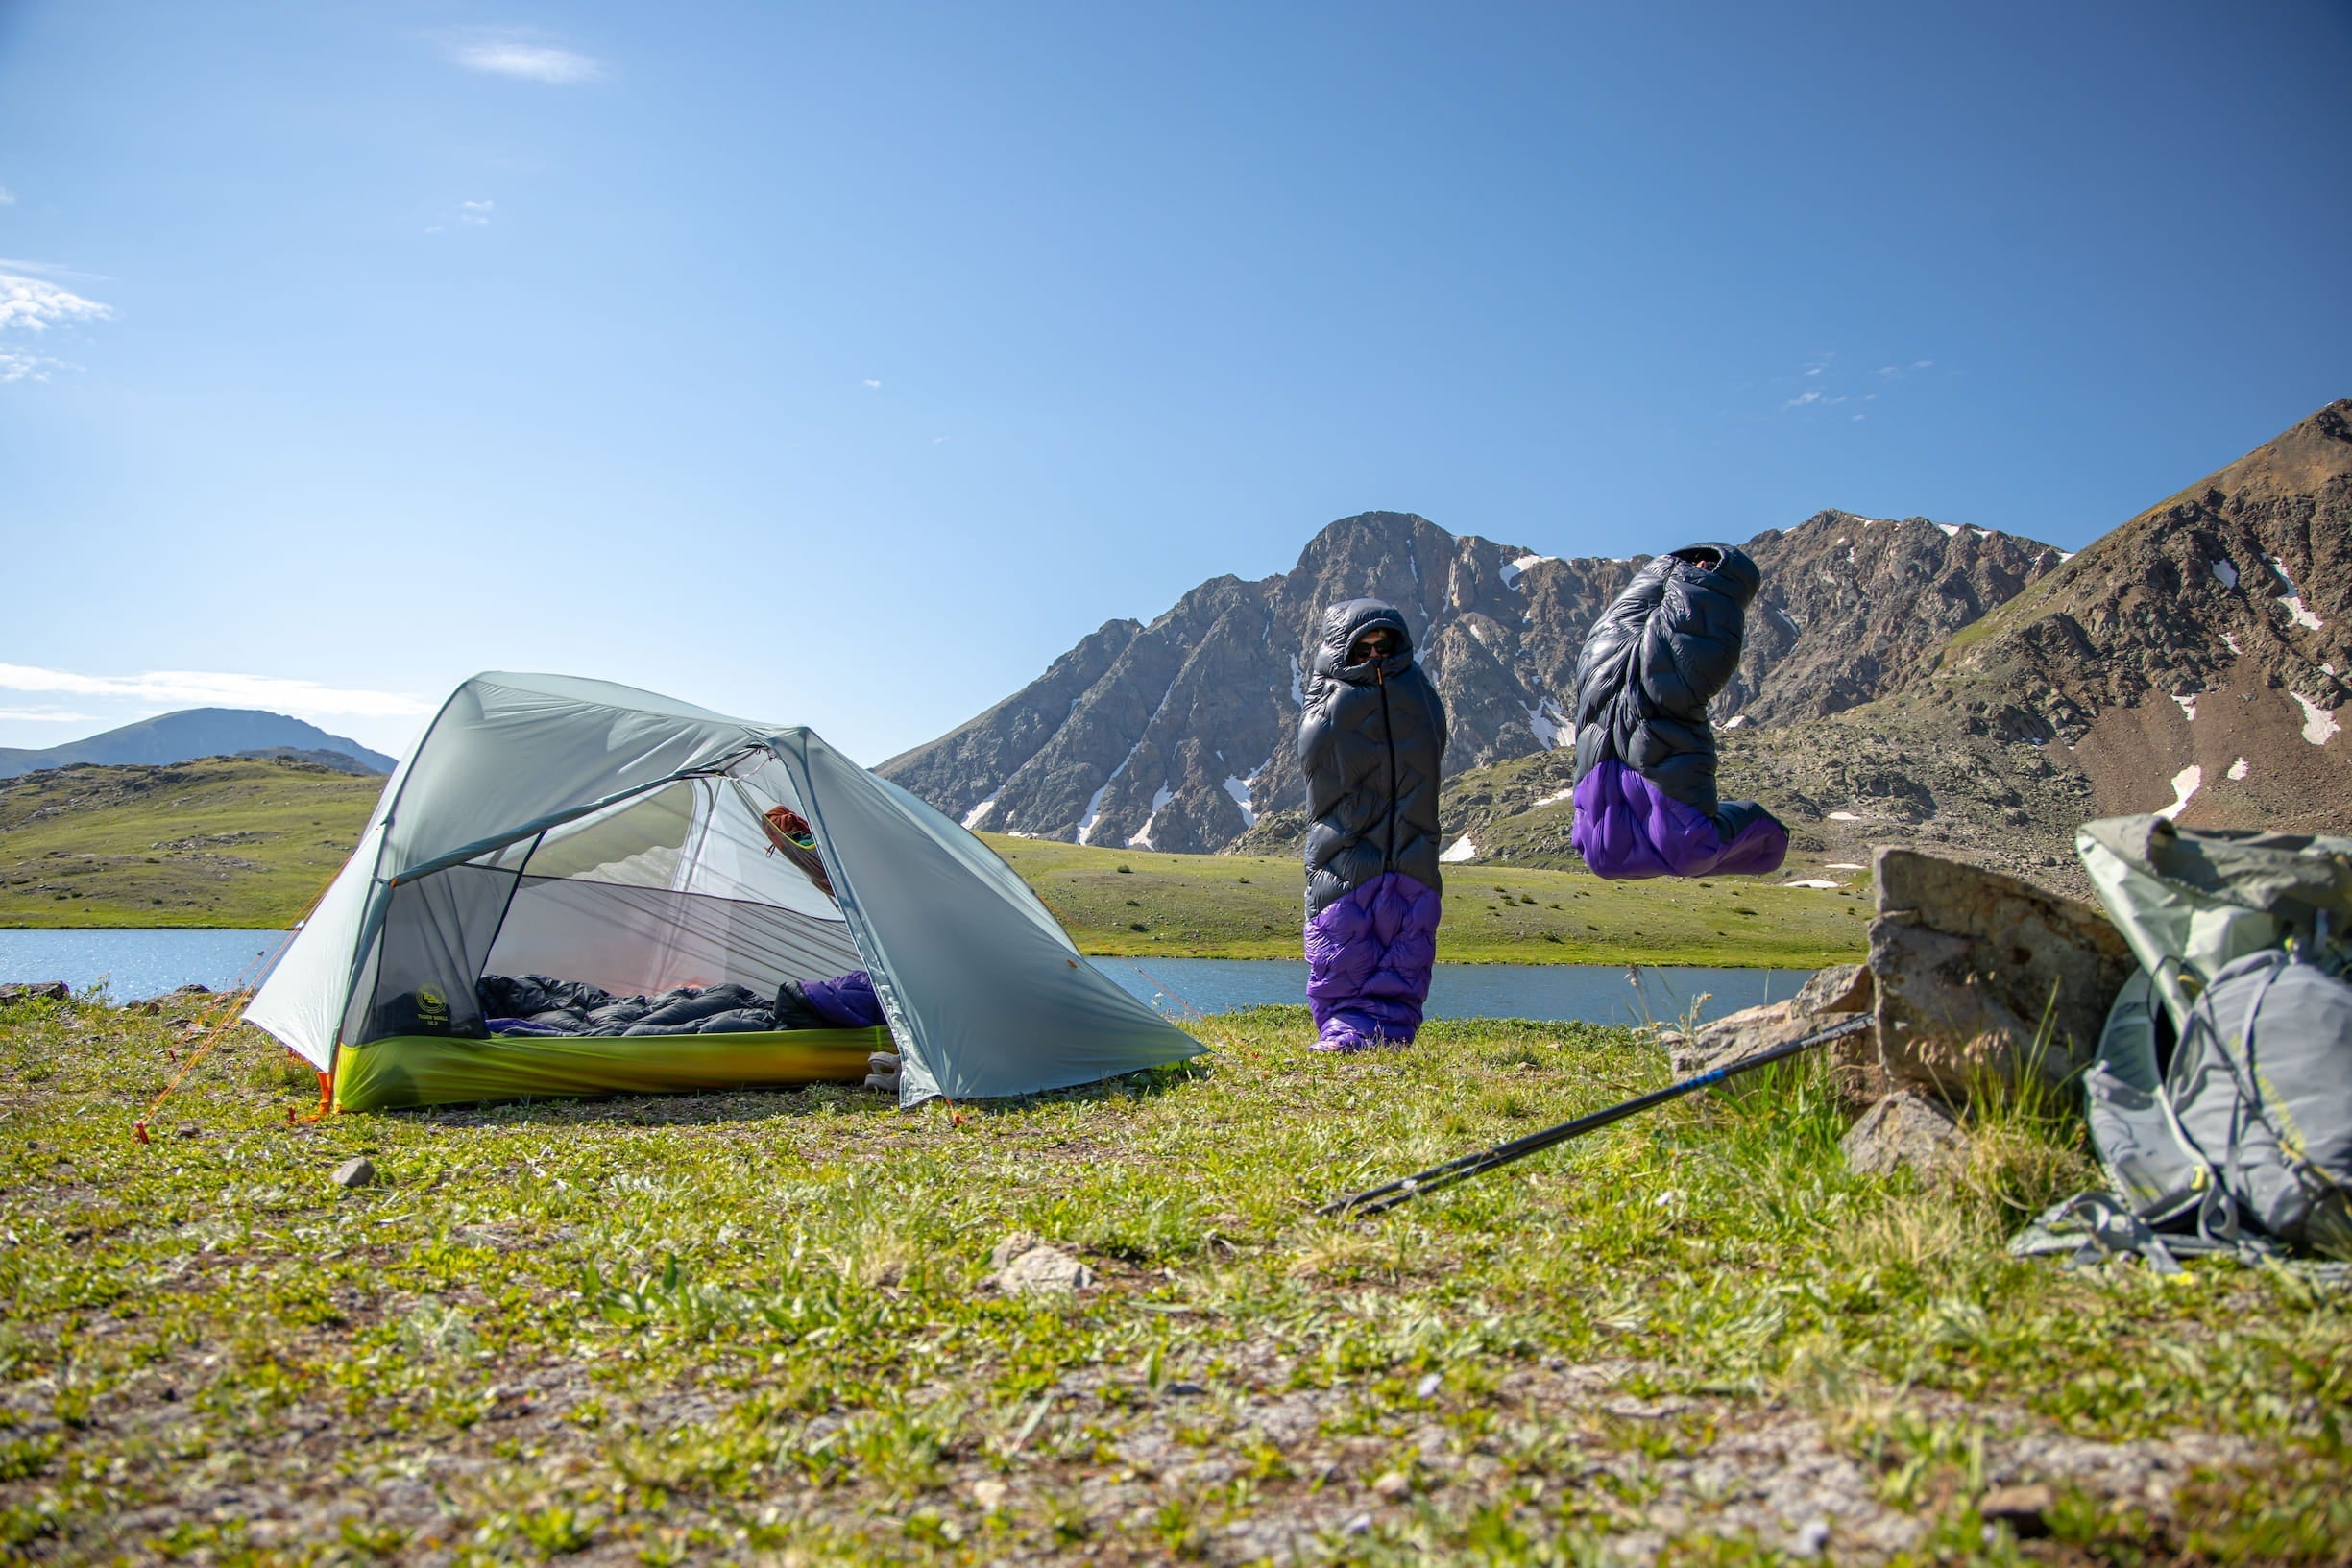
left=1300, top=599, right=1448, bottom=1050
left=1570, top=544, right=1787, bottom=880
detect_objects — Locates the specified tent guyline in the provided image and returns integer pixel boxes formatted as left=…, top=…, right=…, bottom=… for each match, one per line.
left=240, top=673, right=1203, bottom=1114
left=133, top=878, right=339, bottom=1144
left=1318, top=1016, right=1874, bottom=1217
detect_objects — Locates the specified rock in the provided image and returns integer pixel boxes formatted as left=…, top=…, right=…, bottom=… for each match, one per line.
left=985, top=1232, right=1092, bottom=1295
left=1978, top=1482, right=2054, bottom=1538
left=1794, top=963, right=1873, bottom=1017
left=329, top=1157, right=376, bottom=1190
left=1369, top=1470, right=1412, bottom=1501
left=1841, top=1092, right=1967, bottom=1179
left=1870, top=848, right=2135, bottom=1104
left=0, top=981, right=69, bottom=1006
left=1792, top=1517, right=1832, bottom=1557
left=1162, top=1380, right=1207, bottom=1398
left=174, top=1122, right=201, bottom=1140
left=970, top=1478, right=1009, bottom=1510
left=1414, top=1372, right=1442, bottom=1400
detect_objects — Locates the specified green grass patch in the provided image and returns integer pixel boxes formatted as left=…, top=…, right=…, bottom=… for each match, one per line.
left=985, top=834, right=1867, bottom=966
left=0, top=993, right=2341, bottom=1560
left=0, top=760, right=1866, bottom=967
left=0, top=759, right=381, bottom=929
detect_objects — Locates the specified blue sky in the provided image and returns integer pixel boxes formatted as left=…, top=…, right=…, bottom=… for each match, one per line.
left=3, top=2, right=2347, bottom=763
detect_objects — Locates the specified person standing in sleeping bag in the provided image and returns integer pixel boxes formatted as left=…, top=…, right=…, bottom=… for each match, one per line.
left=1299, top=599, right=1449, bottom=1051
left=1569, top=543, right=1788, bottom=879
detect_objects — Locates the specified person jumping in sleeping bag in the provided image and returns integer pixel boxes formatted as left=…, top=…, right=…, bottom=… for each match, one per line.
left=1569, top=543, right=1788, bottom=879
left=1300, top=598, right=1449, bottom=1051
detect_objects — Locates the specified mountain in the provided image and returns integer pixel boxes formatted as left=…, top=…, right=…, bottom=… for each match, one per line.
left=0, top=709, right=397, bottom=781
left=885, top=400, right=2350, bottom=891
left=1892, top=398, right=2352, bottom=833
left=1425, top=399, right=2352, bottom=898
left=881, top=508, right=2069, bottom=854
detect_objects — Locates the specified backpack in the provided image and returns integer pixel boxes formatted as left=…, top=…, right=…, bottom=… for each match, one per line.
left=2016, top=816, right=2352, bottom=1268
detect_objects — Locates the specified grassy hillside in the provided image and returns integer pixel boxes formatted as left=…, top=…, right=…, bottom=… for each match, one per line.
left=0, top=760, right=1866, bottom=967
left=0, top=760, right=382, bottom=929
left=984, top=834, right=1866, bottom=967
left=1, top=992, right=2340, bottom=1561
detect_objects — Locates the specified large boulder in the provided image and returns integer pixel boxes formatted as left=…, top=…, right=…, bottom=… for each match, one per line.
left=1868, top=847, right=2134, bottom=1105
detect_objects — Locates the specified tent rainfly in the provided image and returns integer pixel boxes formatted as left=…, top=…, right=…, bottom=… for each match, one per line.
left=245, top=673, right=1201, bottom=1112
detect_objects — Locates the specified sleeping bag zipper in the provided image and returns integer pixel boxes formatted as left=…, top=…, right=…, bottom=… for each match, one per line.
left=1378, top=667, right=1397, bottom=873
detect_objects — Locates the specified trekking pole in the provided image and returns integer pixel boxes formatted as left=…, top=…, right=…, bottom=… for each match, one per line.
left=1315, top=1015, right=1873, bottom=1218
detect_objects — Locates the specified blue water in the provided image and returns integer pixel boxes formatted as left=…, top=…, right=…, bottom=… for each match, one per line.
left=1091, top=956, right=1806, bottom=1027
left=0, top=928, right=1806, bottom=1025
left=0, top=929, right=293, bottom=1001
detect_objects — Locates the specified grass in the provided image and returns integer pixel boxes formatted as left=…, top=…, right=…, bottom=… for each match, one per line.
left=0, top=761, right=1868, bottom=967
left=987, top=835, right=1867, bottom=967
left=0, top=760, right=381, bottom=929
left=2, top=991, right=2345, bottom=1563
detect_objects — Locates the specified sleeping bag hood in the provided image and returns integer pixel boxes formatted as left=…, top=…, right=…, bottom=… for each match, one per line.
left=1300, top=599, right=1448, bottom=918
left=1569, top=544, right=1787, bottom=880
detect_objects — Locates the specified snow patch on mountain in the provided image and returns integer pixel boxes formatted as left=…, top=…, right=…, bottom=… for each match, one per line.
left=2294, top=694, right=2340, bottom=746
left=1500, top=553, right=1557, bottom=590
left=2156, top=764, right=2203, bottom=822
left=962, top=795, right=998, bottom=831
left=1222, top=775, right=1257, bottom=828
left=1523, top=699, right=1567, bottom=749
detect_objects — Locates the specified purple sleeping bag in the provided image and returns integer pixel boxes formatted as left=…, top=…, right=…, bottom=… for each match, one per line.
left=803, top=970, right=885, bottom=1029
left=1298, top=600, right=1449, bottom=1051
left=1569, top=544, right=1787, bottom=880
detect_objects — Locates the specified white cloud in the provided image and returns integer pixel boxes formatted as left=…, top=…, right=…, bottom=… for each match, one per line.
left=861, top=378, right=883, bottom=390
left=0, top=349, right=76, bottom=383
left=1783, top=389, right=1824, bottom=409
left=460, top=199, right=494, bottom=226
left=0, top=709, right=98, bottom=723
left=445, top=32, right=603, bottom=84
left=0, top=664, right=434, bottom=723
left=0, top=272, right=112, bottom=333
left=0, top=186, right=13, bottom=205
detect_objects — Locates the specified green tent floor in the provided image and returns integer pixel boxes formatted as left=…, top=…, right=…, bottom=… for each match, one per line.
left=332, top=1026, right=890, bottom=1112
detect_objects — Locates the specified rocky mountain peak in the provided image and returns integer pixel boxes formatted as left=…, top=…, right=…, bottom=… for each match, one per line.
left=883, top=498, right=2061, bottom=856
left=1899, top=398, right=2352, bottom=833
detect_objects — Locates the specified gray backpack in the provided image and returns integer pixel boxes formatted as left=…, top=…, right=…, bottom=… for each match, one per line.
left=2018, top=817, right=2352, bottom=1267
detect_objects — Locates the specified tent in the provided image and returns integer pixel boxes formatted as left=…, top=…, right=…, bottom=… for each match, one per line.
left=245, top=672, right=1201, bottom=1112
